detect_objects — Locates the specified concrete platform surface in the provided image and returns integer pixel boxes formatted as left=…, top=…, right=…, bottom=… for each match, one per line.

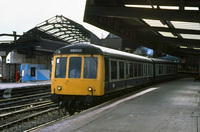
left=36, top=78, right=200, bottom=132
left=0, top=80, right=51, bottom=90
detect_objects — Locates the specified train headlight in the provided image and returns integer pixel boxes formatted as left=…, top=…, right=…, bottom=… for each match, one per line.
left=88, top=87, right=93, bottom=91
left=57, top=86, right=62, bottom=91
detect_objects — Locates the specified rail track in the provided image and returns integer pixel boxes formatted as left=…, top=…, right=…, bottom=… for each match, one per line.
left=0, top=102, right=58, bottom=128
left=0, top=86, right=64, bottom=131
left=0, top=92, right=50, bottom=108
left=0, top=86, right=50, bottom=100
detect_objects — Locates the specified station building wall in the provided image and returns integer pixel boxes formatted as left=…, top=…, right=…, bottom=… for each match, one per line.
left=5, top=50, right=52, bottom=82
left=7, top=50, right=52, bottom=69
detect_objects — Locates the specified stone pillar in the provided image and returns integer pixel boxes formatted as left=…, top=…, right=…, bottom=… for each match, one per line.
left=2, top=56, right=7, bottom=81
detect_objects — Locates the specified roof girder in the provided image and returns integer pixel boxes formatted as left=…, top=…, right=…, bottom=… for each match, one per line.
left=84, top=0, right=200, bottom=57
left=87, top=6, right=200, bottom=23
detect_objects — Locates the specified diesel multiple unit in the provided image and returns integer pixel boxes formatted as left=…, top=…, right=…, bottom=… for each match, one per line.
left=51, top=43, right=177, bottom=114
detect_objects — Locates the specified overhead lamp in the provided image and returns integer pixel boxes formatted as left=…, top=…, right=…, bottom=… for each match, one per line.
left=180, top=46, right=187, bottom=49
left=159, top=6, right=179, bottom=10
left=193, top=47, right=200, bottom=50
left=125, top=4, right=157, bottom=9
left=185, top=7, right=199, bottom=11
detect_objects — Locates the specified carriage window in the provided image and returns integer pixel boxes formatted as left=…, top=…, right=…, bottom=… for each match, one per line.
left=148, top=64, right=152, bottom=76
left=134, top=63, right=138, bottom=77
left=126, top=63, right=129, bottom=77
left=129, top=63, right=133, bottom=78
left=166, top=66, right=169, bottom=74
left=111, top=61, right=117, bottom=79
left=84, top=57, right=98, bottom=79
left=159, top=65, right=161, bottom=74
left=174, top=65, right=177, bottom=73
left=159, top=65, right=163, bottom=75
left=144, top=64, right=147, bottom=76
left=170, top=66, right=173, bottom=73
left=68, top=57, right=82, bottom=78
left=138, top=63, right=142, bottom=77
left=141, top=64, right=144, bottom=76
left=55, top=57, right=67, bottom=78
left=163, top=65, right=166, bottom=74
left=119, top=61, right=124, bottom=79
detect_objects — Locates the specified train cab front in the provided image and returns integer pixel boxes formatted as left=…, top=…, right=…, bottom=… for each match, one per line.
left=51, top=53, right=105, bottom=114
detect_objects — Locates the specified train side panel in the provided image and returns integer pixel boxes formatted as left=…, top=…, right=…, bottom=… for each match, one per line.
left=104, top=57, right=154, bottom=94
left=152, top=58, right=177, bottom=82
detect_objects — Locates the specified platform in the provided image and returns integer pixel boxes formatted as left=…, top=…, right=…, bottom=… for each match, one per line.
left=0, top=80, right=51, bottom=90
left=36, top=78, right=200, bottom=132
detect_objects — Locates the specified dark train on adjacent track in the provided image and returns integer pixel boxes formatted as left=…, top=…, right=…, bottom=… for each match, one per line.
left=51, top=43, right=177, bottom=114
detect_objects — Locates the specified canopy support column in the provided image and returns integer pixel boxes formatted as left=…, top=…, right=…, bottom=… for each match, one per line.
left=2, top=56, right=7, bottom=82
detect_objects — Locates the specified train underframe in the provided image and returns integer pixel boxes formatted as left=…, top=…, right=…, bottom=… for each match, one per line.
left=51, top=93, right=100, bottom=115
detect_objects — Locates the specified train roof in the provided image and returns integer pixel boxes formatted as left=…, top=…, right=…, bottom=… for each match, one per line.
left=152, top=58, right=176, bottom=64
left=55, top=43, right=153, bottom=62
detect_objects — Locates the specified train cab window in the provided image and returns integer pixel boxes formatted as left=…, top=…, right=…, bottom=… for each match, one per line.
left=111, top=61, right=117, bottom=79
left=55, top=57, right=67, bottom=78
left=68, top=57, right=82, bottom=78
left=84, top=57, right=98, bottom=79
left=119, top=61, right=124, bottom=79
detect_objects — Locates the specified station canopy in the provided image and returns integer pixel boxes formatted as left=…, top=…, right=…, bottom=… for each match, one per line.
left=84, top=0, right=200, bottom=57
left=33, top=15, right=90, bottom=44
left=0, top=15, right=98, bottom=55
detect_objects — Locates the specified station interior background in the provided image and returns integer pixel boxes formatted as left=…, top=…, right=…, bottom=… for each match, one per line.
left=0, top=33, right=199, bottom=82
left=0, top=17, right=199, bottom=82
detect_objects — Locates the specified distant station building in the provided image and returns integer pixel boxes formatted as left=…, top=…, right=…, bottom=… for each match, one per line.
left=0, top=15, right=100, bottom=82
left=100, top=34, right=185, bottom=72
left=100, top=33, right=154, bottom=57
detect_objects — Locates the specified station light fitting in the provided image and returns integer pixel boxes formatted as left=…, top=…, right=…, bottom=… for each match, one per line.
left=193, top=47, right=200, bottom=50
left=180, top=46, right=187, bottom=49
